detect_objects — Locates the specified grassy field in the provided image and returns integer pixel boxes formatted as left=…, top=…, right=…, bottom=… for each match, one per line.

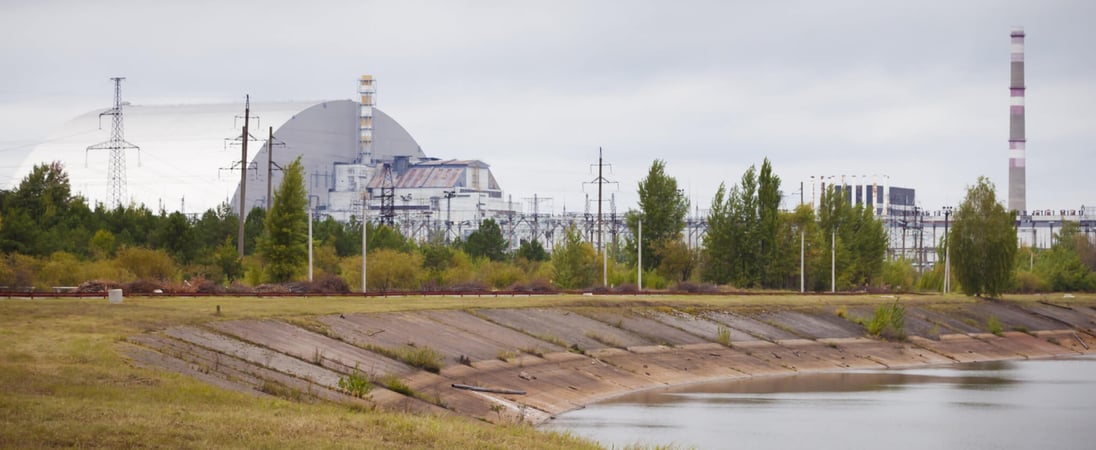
left=1, top=291, right=1091, bottom=448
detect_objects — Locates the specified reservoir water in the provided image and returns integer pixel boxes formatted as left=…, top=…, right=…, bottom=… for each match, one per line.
left=545, top=356, right=1096, bottom=449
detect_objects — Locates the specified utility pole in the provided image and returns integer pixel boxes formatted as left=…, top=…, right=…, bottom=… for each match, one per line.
left=362, top=194, right=368, bottom=293
left=265, top=126, right=286, bottom=211
left=585, top=148, right=617, bottom=286
left=237, top=96, right=251, bottom=258
left=943, top=206, right=953, bottom=294
left=637, top=217, right=643, bottom=290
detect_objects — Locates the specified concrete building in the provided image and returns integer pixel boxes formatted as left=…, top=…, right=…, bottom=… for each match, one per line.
left=15, top=76, right=520, bottom=237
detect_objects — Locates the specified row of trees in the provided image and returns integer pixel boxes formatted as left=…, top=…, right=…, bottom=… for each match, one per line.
left=1, top=159, right=1092, bottom=294
left=620, top=158, right=888, bottom=292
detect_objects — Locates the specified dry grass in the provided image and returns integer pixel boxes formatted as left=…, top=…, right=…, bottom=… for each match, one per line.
left=0, top=297, right=597, bottom=449
left=2, top=291, right=1091, bottom=448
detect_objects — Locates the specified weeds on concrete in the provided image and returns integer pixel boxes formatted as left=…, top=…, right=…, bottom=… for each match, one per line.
left=715, top=326, right=732, bottom=347
left=338, top=365, right=373, bottom=399
left=862, top=300, right=906, bottom=341
left=987, top=315, right=1004, bottom=336
left=585, top=331, right=623, bottom=348
left=378, top=374, right=414, bottom=397
left=367, top=345, right=444, bottom=373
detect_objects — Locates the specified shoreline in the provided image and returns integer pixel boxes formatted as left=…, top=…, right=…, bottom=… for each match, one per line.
left=126, top=297, right=1096, bottom=425
left=539, top=344, right=1096, bottom=425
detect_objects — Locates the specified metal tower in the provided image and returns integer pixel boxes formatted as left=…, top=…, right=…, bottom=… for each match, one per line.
left=1008, top=27, right=1027, bottom=213
left=378, top=163, right=396, bottom=226
left=86, top=77, right=140, bottom=208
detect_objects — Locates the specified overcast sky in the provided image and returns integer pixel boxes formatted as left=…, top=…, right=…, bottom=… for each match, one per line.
left=2, top=0, right=1093, bottom=216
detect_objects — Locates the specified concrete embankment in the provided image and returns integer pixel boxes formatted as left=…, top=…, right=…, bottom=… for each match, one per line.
left=125, top=297, right=1096, bottom=424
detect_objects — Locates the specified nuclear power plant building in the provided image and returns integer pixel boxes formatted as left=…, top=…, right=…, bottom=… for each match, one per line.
left=15, top=77, right=517, bottom=231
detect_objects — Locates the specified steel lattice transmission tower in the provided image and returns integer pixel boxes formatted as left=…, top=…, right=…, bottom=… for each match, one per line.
left=86, top=77, right=140, bottom=208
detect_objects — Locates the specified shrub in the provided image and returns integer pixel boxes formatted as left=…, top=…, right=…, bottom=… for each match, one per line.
left=715, top=326, right=732, bottom=347
left=986, top=315, right=1004, bottom=336
left=864, top=300, right=906, bottom=340
left=337, top=365, right=374, bottom=398
left=1013, top=271, right=1048, bottom=293
left=114, top=247, right=177, bottom=281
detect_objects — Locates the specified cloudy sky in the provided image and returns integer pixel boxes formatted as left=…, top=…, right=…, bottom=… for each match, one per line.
left=1, top=0, right=1093, bottom=216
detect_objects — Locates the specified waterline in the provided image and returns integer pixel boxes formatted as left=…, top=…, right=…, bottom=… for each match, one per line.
left=545, top=356, right=1096, bottom=449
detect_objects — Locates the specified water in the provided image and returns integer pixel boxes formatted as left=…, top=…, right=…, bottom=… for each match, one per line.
left=545, top=356, right=1096, bottom=449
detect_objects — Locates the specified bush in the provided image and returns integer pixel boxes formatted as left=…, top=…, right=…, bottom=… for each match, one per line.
left=481, top=260, right=525, bottom=289
left=864, top=300, right=906, bottom=340
left=1013, top=271, right=1048, bottom=293
left=986, top=315, right=1004, bottom=336
left=114, top=247, right=177, bottom=281
left=881, top=258, right=916, bottom=293
left=338, top=365, right=374, bottom=398
left=715, top=326, right=732, bottom=347
left=308, top=274, right=350, bottom=294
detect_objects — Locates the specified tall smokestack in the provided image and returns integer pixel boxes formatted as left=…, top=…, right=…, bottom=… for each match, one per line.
left=1008, top=27, right=1026, bottom=213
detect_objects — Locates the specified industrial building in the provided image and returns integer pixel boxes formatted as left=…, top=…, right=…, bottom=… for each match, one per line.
left=15, top=76, right=521, bottom=242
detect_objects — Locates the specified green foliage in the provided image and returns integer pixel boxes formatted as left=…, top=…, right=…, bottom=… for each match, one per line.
left=481, top=260, right=525, bottom=289
left=378, top=374, right=414, bottom=396
left=258, top=157, right=309, bottom=282
left=370, top=345, right=444, bottom=373
left=881, top=258, right=916, bottom=292
left=654, top=238, right=696, bottom=282
left=89, top=229, right=116, bottom=259
left=715, top=326, right=732, bottom=347
left=115, top=247, right=176, bottom=281
left=701, top=159, right=786, bottom=288
left=337, top=365, right=374, bottom=398
left=1030, top=222, right=1096, bottom=292
left=515, top=238, right=549, bottom=262
left=864, top=300, right=906, bottom=340
left=551, top=224, right=598, bottom=289
left=814, top=186, right=888, bottom=291
left=37, top=252, right=85, bottom=288
left=463, top=218, right=508, bottom=261
left=951, top=177, right=1017, bottom=297
left=626, top=159, right=688, bottom=272
left=343, top=249, right=423, bottom=291
left=986, top=315, right=1004, bottom=336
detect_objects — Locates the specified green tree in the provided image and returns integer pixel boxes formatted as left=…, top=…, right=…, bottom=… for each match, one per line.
left=258, top=157, right=308, bottom=282
left=655, top=238, right=695, bottom=282
left=552, top=224, right=597, bottom=289
left=756, top=159, right=783, bottom=287
left=626, top=160, right=688, bottom=272
left=211, top=236, right=243, bottom=282
left=464, top=218, right=508, bottom=261
left=89, top=229, right=116, bottom=260
left=515, top=238, right=549, bottom=262
left=1033, top=222, right=1096, bottom=291
left=701, top=182, right=734, bottom=284
left=951, top=177, right=1017, bottom=297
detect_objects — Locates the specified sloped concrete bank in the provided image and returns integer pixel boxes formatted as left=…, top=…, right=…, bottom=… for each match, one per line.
left=125, top=298, right=1096, bottom=424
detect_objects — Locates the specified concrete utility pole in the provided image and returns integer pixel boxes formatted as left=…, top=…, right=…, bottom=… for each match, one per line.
left=237, top=96, right=250, bottom=258
left=943, top=206, right=953, bottom=294
left=362, top=194, right=368, bottom=293
left=637, top=217, right=643, bottom=290
left=265, top=126, right=286, bottom=211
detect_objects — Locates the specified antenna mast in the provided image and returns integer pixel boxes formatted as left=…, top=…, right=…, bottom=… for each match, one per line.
left=86, top=77, right=140, bottom=208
